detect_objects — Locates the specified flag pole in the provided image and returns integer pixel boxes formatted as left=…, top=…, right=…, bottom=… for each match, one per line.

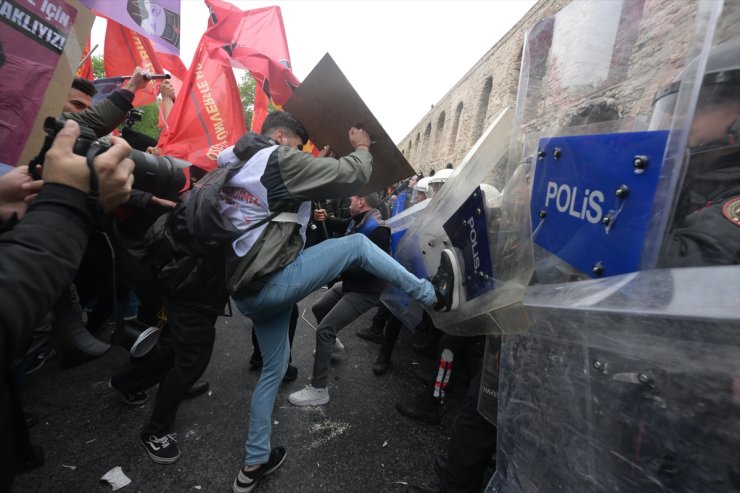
left=77, top=43, right=99, bottom=72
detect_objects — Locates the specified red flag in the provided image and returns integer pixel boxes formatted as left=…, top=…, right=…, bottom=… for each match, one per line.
left=204, top=0, right=299, bottom=105
left=104, top=20, right=165, bottom=106
left=76, top=39, right=95, bottom=80
left=250, top=83, right=269, bottom=132
left=157, top=37, right=246, bottom=172
left=156, top=51, right=188, bottom=94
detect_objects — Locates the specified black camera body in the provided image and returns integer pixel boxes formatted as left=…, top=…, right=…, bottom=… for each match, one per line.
left=31, top=117, right=190, bottom=198
left=125, top=108, right=144, bottom=128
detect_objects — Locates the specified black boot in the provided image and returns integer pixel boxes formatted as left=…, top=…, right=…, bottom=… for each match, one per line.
left=396, top=393, right=441, bottom=425
left=282, top=364, right=298, bottom=382
left=248, top=352, right=263, bottom=371
left=357, top=324, right=384, bottom=344
left=372, top=351, right=392, bottom=376
left=54, top=290, right=110, bottom=356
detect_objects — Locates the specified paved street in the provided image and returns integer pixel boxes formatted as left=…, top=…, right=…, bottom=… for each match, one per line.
left=14, top=289, right=466, bottom=493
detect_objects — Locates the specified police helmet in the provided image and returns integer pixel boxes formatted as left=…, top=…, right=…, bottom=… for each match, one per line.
left=649, top=37, right=740, bottom=149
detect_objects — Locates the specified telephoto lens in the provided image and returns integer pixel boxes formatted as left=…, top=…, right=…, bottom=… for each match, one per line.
left=36, top=118, right=191, bottom=197
left=128, top=149, right=190, bottom=197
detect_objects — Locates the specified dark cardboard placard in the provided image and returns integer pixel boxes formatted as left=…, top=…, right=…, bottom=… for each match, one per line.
left=283, top=53, right=414, bottom=195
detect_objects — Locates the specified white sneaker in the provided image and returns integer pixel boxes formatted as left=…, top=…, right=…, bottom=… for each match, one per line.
left=288, top=385, right=330, bottom=407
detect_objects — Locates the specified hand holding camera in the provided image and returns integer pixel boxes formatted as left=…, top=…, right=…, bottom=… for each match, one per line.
left=31, top=117, right=190, bottom=198
left=42, top=120, right=134, bottom=211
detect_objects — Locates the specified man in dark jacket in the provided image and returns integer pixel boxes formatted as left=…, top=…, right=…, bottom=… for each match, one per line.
left=288, top=192, right=390, bottom=407
left=63, top=67, right=150, bottom=137
left=0, top=120, right=134, bottom=491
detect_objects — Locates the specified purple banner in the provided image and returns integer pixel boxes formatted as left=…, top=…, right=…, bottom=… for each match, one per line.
left=0, top=0, right=77, bottom=166
left=79, top=0, right=180, bottom=55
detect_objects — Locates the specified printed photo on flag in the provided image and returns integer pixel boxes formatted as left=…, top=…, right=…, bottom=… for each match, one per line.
left=79, top=0, right=181, bottom=55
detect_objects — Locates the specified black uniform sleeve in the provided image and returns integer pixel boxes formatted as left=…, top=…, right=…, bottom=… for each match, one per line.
left=658, top=197, right=740, bottom=267
left=0, top=184, right=93, bottom=371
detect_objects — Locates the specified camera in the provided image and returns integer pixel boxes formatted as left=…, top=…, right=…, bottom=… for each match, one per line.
left=31, top=117, right=190, bottom=197
left=125, top=108, right=143, bottom=128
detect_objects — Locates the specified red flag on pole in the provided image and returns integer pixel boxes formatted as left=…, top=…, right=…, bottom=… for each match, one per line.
left=104, top=19, right=165, bottom=106
left=251, top=83, right=269, bottom=132
left=204, top=0, right=299, bottom=105
left=157, top=37, right=246, bottom=173
left=76, top=39, right=95, bottom=80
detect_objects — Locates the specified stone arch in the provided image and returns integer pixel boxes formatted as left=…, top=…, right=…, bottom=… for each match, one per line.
left=473, top=76, right=494, bottom=141
left=414, top=132, right=421, bottom=165
left=450, top=102, right=464, bottom=151
left=435, top=111, right=446, bottom=153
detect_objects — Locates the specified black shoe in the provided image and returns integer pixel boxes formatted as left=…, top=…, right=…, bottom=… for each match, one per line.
left=396, top=394, right=441, bottom=425
left=184, top=381, right=210, bottom=400
left=372, top=353, right=391, bottom=376
left=283, top=364, right=298, bottom=383
left=54, top=296, right=110, bottom=356
left=248, top=353, right=263, bottom=371
left=22, top=343, right=56, bottom=375
left=108, top=377, right=149, bottom=406
left=431, top=249, right=460, bottom=312
left=357, top=325, right=385, bottom=344
left=141, top=433, right=180, bottom=464
left=232, top=446, right=287, bottom=493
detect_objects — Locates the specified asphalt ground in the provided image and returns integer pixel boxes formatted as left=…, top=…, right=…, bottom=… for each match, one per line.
left=13, top=288, right=468, bottom=493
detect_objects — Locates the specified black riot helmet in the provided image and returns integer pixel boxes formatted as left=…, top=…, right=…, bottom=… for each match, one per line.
left=649, top=37, right=740, bottom=153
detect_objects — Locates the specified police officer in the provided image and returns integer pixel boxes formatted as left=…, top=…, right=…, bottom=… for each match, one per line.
left=655, top=37, right=740, bottom=267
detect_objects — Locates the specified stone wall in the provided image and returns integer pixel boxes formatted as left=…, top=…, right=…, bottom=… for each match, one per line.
left=399, top=0, right=568, bottom=175
left=399, top=0, right=736, bottom=178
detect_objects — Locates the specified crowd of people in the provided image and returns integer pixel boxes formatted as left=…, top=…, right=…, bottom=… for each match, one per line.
left=0, top=67, right=499, bottom=493
left=4, top=26, right=737, bottom=491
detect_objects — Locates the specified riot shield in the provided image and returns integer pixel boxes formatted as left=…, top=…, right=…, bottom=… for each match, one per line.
left=485, top=0, right=740, bottom=491
left=383, top=107, right=536, bottom=336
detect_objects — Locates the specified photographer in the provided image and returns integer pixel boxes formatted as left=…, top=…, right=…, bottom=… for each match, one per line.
left=1, top=120, right=134, bottom=490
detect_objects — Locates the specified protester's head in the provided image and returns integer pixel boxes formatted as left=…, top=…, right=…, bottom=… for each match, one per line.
left=262, top=111, right=309, bottom=150
left=348, top=192, right=378, bottom=216
left=445, top=162, right=453, bottom=169
left=363, top=192, right=379, bottom=209
left=64, top=77, right=97, bottom=113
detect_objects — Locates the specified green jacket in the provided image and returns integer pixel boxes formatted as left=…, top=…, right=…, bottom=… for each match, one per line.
left=61, top=90, right=133, bottom=138
left=221, top=132, right=373, bottom=297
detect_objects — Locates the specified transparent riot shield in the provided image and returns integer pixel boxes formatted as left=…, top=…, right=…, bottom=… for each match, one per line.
left=383, top=107, right=536, bottom=336
left=485, top=0, right=740, bottom=492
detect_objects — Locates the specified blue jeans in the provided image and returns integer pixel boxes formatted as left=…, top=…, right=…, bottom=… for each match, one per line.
left=233, top=234, right=436, bottom=465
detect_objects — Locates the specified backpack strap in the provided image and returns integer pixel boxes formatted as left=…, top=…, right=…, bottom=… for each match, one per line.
left=243, top=211, right=282, bottom=233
